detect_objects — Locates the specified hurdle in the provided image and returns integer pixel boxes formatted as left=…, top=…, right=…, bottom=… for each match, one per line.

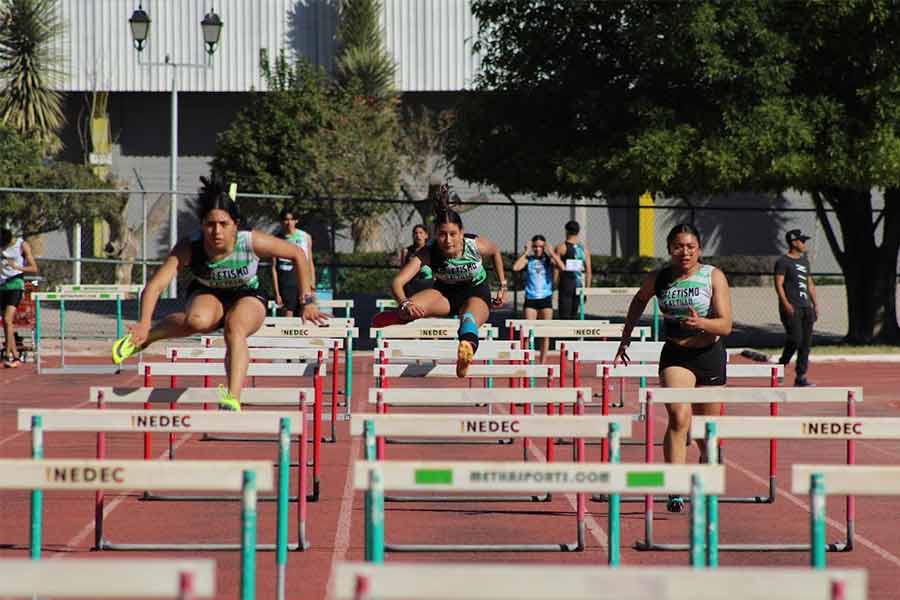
left=366, top=387, right=592, bottom=502
left=1, top=457, right=271, bottom=600
left=0, top=558, right=215, bottom=598
left=91, top=386, right=323, bottom=501
left=375, top=298, right=397, bottom=311
left=636, top=386, right=862, bottom=553
left=372, top=321, right=498, bottom=340
left=576, top=286, right=661, bottom=340
left=795, top=464, right=900, bottom=568
left=331, top=562, right=867, bottom=600
left=268, top=298, right=354, bottom=317
left=355, top=459, right=723, bottom=561
left=694, top=415, right=896, bottom=554
left=33, top=288, right=140, bottom=374
left=201, top=330, right=354, bottom=431
left=19, top=408, right=309, bottom=555
left=591, top=364, right=784, bottom=471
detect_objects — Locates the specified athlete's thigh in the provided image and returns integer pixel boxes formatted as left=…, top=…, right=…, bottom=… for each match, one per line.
left=538, top=307, right=553, bottom=320
left=661, top=366, right=697, bottom=422
left=223, top=296, right=267, bottom=337
left=185, top=293, right=226, bottom=329
left=410, top=288, right=451, bottom=317
left=524, top=307, right=538, bottom=320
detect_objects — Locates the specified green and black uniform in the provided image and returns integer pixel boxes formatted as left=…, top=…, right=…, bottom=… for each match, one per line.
left=187, top=230, right=268, bottom=316
left=654, top=263, right=726, bottom=386
left=275, top=229, right=310, bottom=312
left=415, top=234, right=491, bottom=315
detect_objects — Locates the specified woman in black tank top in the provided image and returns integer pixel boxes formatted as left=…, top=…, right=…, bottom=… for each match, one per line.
left=399, top=224, right=432, bottom=297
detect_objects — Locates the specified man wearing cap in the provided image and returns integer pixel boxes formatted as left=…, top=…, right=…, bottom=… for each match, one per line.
left=774, top=229, right=819, bottom=386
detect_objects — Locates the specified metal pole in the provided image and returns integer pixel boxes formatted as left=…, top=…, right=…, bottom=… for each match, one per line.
left=811, top=473, right=826, bottom=568
left=30, top=415, right=43, bottom=560
left=513, top=202, right=519, bottom=314
left=73, top=223, right=82, bottom=284
left=168, top=61, right=179, bottom=299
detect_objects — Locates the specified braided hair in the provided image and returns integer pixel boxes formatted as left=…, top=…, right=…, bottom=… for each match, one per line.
left=195, top=175, right=242, bottom=224
left=433, top=184, right=463, bottom=230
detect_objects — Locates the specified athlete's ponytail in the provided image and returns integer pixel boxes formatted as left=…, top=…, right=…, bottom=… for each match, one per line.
left=433, top=183, right=463, bottom=230
left=196, top=175, right=242, bottom=224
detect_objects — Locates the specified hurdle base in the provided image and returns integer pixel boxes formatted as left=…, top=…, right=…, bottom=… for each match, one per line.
left=592, top=493, right=773, bottom=504
left=139, top=492, right=304, bottom=503
left=385, top=541, right=580, bottom=553
left=41, top=364, right=132, bottom=375
left=385, top=493, right=550, bottom=503
left=385, top=438, right=514, bottom=446
left=98, top=541, right=308, bottom=552
left=634, top=541, right=850, bottom=552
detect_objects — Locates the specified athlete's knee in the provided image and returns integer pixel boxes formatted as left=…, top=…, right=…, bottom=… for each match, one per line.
left=223, top=319, right=251, bottom=342
left=185, top=312, right=217, bottom=332
left=667, top=409, right=692, bottom=434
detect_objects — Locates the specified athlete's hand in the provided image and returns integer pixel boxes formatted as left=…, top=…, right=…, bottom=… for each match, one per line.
left=128, top=321, right=151, bottom=348
left=613, top=343, right=630, bottom=366
left=402, top=301, right=426, bottom=320
left=274, top=293, right=283, bottom=307
left=302, top=303, right=328, bottom=325
left=492, top=287, right=506, bottom=307
left=783, top=303, right=795, bottom=318
left=682, top=307, right=704, bottom=331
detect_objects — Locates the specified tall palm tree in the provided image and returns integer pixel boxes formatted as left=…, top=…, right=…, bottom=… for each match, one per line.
left=0, top=0, right=66, bottom=154
left=335, top=0, right=395, bottom=101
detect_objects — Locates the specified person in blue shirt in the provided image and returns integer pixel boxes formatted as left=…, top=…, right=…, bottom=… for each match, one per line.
left=512, top=235, right=566, bottom=362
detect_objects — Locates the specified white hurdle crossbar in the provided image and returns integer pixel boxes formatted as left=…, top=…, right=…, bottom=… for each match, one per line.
left=91, top=386, right=324, bottom=501
left=19, top=407, right=310, bottom=554
left=636, top=387, right=862, bottom=553
left=0, top=558, right=215, bottom=598
left=332, top=563, right=866, bottom=600
left=356, top=460, right=723, bottom=561
left=1, top=459, right=271, bottom=600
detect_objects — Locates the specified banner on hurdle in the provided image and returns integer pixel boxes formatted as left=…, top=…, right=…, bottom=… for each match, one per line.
left=367, top=387, right=592, bottom=406
left=165, top=346, right=324, bottom=361
left=331, top=563, right=867, bottom=600
left=372, top=323, right=498, bottom=339
left=0, top=558, right=215, bottom=598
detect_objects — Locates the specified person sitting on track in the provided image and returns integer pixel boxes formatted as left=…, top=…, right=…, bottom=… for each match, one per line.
left=512, top=234, right=566, bottom=363
left=110, top=176, right=325, bottom=410
left=373, top=185, right=507, bottom=377
left=613, top=223, right=732, bottom=513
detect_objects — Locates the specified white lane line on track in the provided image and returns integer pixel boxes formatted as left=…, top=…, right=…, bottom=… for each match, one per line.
left=51, top=434, right=194, bottom=556
left=0, top=399, right=92, bottom=448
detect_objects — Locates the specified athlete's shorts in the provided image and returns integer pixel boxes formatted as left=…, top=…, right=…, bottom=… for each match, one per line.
left=186, top=282, right=268, bottom=319
left=658, top=338, right=726, bottom=386
left=524, top=296, right=553, bottom=310
left=434, top=280, right=492, bottom=316
left=0, top=289, right=23, bottom=310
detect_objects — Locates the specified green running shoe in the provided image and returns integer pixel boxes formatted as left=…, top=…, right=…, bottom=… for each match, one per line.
left=111, top=334, right=140, bottom=365
left=217, top=385, right=242, bottom=412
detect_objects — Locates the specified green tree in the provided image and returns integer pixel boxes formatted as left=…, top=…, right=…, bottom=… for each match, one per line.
left=0, top=124, right=117, bottom=238
left=0, top=0, right=66, bottom=154
left=451, top=0, right=900, bottom=342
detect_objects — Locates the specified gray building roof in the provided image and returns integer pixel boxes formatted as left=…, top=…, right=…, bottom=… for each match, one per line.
left=53, top=0, right=482, bottom=92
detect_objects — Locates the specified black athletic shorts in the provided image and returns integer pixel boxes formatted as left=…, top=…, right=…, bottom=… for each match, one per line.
left=434, top=280, right=492, bottom=316
left=658, top=338, right=726, bottom=386
left=524, top=296, right=553, bottom=310
left=0, top=289, right=24, bottom=309
left=278, top=282, right=301, bottom=312
left=186, top=282, right=268, bottom=317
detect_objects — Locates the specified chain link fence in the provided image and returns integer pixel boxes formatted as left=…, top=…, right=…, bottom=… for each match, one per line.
left=6, top=187, right=896, bottom=346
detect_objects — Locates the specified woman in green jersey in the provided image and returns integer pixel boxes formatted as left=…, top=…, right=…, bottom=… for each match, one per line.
left=614, top=223, right=732, bottom=513
left=111, top=177, right=325, bottom=410
left=271, top=207, right=316, bottom=317
left=378, top=187, right=506, bottom=377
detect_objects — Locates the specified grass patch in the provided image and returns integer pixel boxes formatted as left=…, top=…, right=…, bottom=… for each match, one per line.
left=751, top=345, right=900, bottom=355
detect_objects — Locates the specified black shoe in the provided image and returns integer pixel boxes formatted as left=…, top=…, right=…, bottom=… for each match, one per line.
left=666, top=495, right=685, bottom=513
left=795, top=378, right=816, bottom=387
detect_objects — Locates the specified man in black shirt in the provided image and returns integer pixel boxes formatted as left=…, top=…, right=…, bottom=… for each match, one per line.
left=774, top=229, right=819, bottom=386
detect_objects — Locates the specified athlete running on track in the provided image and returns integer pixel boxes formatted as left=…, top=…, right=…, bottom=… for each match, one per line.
left=111, top=176, right=325, bottom=410
left=613, top=223, right=732, bottom=513
left=374, top=186, right=507, bottom=377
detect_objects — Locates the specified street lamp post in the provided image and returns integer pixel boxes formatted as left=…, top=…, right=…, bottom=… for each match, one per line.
left=129, top=4, right=223, bottom=298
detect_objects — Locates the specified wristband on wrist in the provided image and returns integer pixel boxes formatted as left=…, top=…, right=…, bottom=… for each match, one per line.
left=499, top=281, right=508, bottom=288
left=300, top=292, right=317, bottom=306
left=399, top=299, right=412, bottom=310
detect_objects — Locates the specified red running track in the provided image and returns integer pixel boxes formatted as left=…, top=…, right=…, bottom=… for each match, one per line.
left=1, top=355, right=899, bottom=599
